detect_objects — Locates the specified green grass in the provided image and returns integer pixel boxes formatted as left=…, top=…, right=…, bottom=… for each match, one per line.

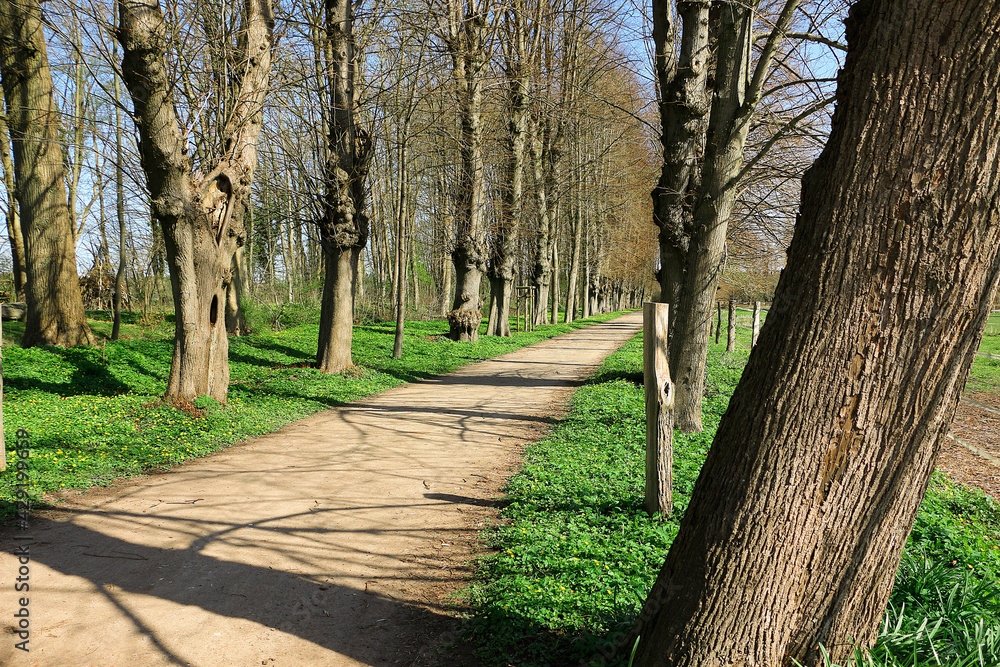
left=971, top=316, right=1000, bottom=392
left=467, top=333, right=1000, bottom=667
left=0, top=309, right=627, bottom=521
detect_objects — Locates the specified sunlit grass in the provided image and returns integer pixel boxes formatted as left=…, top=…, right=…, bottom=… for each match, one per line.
left=468, top=332, right=1000, bottom=667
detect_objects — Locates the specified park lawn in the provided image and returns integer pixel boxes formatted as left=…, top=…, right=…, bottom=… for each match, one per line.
left=467, top=333, right=1000, bottom=667
left=0, top=309, right=626, bottom=521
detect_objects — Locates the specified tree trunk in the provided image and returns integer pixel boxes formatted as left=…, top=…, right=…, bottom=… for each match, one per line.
left=118, top=0, right=272, bottom=402
left=629, top=1, right=1000, bottom=664
left=486, top=0, right=530, bottom=338
left=582, top=215, right=591, bottom=319
left=667, top=0, right=802, bottom=433
left=318, top=245, right=360, bottom=371
left=0, top=99, right=25, bottom=301
left=225, top=245, right=248, bottom=335
left=446, top=1, right=489, bottom=342
left=564, top=198, right=582, bottom=324
left=0, top=0, right=94, bottom=348
left=714, top=301, right=721, bottom=345
left=316, top=0, right=370, bottom=373
left=440, top=251, right=452, bottom=318
left=392, top=147, right=408, bottom=358
left=550, top=239, right=559, bottom=324
left=651, top=0, right=711, bottom=314
left=111, top=60, right=126, bottom=341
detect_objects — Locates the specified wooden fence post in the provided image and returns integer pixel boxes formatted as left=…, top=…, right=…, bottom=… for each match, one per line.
left=751, top=301, right=761, bottom=347
left=727, top=299, right=736, bottom=352
left=715, top=302, right=722, bottom=345
left=644, top=302, right=673, bottom=517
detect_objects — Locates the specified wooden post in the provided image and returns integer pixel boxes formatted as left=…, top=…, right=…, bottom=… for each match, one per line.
left=751, top=301, right=761, bottom=347
left=715, top=301, right=722, bottom=345
left=515, top=290, right=520, bottom=332
left=0, top=314, right=4, bottom=471
left=727, top=299, right=736, bottom=352
left=644, top=302, right=673, bottom=517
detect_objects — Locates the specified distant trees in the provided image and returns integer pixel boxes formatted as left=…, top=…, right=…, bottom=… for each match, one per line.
left=0, top=0, right=656, bottom=360
left=628, top=0, right=1000, bottom=663
left=0, top=0, right=95, bottom=347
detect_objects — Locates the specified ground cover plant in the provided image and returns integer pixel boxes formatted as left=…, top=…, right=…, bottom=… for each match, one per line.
left=468, top=328, right=1000, bottom=667
left=0, top=309, right=624, bottom=521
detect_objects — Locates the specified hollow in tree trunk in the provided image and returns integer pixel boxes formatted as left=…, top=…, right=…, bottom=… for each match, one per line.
left=627, top=1, right=1000, bottom=664
left=117, top=0, right=272, bottom=402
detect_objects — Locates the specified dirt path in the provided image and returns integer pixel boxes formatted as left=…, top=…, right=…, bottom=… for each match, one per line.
left=0, top=313, right=642, bottom=667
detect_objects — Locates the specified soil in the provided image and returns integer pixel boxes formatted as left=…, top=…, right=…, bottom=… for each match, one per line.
left=0, top=313, right=642, bottom=667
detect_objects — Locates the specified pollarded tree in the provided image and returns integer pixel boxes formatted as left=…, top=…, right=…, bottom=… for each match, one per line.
left=627, top=0, right=1000, bottom=664
left=0, top=0, right=95, bottom=347
left=117, top=0, right=273, bottom=402
left=443, top=0, right=493, bottom=341
left=315, top=0, right=372, bottom=372
left=486, top=0, right=537, bottom=337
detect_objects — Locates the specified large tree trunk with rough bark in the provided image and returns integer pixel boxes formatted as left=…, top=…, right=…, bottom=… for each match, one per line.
left=316, top=0, right=370, bottom=372
left=225, top=245, right=249, bottom=335
left=118, top=0, right=272, bottom=402
left=0, top=0, right=94, bottom=348
left=628, top=2, right=1000, bottom=665
left=446, top=1, right=489, bottom=342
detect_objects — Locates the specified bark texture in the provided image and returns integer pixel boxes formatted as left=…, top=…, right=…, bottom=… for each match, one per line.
left=316, top=0, right=371, bottom=372
left=118, top=0, right=272, bottom=402
left=630, top=1, right=1000, bottom=664
left=0, top=0, right=94, bottom=347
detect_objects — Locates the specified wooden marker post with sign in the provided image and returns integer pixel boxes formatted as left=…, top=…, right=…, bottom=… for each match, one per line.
left=644, top=302, right=673, bottom=516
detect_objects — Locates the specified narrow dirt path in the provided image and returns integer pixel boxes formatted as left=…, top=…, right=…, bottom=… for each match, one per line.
left=1, top=313, right=642, bottom=667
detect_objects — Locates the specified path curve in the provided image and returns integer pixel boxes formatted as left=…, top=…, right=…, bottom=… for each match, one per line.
left=1, top=312, right=642, bottom=667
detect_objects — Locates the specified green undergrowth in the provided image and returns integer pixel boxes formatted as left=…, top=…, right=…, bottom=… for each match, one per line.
left=0, top=310, right=626, bottom=521
left=468, top=333, right=1000, bottom=667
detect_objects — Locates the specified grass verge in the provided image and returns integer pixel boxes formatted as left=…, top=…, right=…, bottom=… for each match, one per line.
left=0, top=310, right=626, bottom=521
left=467, top=332, right=1000, bottom=667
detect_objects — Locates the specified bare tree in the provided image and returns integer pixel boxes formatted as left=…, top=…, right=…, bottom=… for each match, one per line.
left=486, top=0, right=537, bottom=336
left=117, top=0, right=273, bottom=402
left=443, top=0, right=492, bottom=341
left=0, top=0, right=95, bottom=347
left=652, top=0, right=842, bottom=432
left=316, top=0, right=372, bottom=372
